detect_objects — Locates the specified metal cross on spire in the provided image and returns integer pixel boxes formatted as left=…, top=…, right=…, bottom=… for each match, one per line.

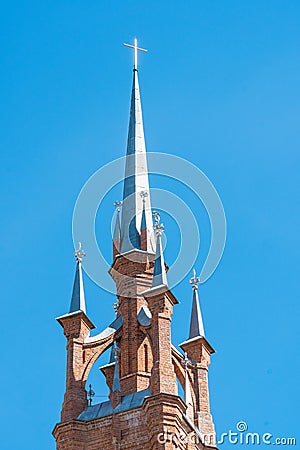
left=123, top=38, right=148, bottom=70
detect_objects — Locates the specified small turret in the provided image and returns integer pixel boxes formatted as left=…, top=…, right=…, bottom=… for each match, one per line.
left=179, top=271, right=216, bottom=442
left=56, top=243, right=95, bottom=422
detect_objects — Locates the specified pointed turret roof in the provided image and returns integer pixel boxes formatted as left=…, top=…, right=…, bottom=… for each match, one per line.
left=120, top=43, right=154, bottom=253
left=140, top=192, right=147, bottom=231
left=69, top=243, right=86, bottom=314
left=113, top=202, right=122, bottom=241
left=152, top=213, right=168, bottom=288
left=56, top=242, right=95, bottom=329
left=189, top=271, right=205, bottom=339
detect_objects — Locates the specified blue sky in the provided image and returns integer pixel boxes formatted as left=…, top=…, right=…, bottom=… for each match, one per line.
left=1, top=1, right=299, bottom=449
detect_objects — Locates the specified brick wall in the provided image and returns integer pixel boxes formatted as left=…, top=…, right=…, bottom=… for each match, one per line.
left=54, top=251, right=217, bottom=450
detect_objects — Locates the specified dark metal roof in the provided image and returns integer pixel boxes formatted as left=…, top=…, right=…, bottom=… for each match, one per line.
left=141, top=202, right=147, bottom=230
left=152, top=234, right=168, bottom=287
left=113, top=210, right=121, bottom=241
left=77, top=388, right=151, bottom=421
left=189, top=288, right=205, bottom=339
left=69, top=262, right=86, bottom=314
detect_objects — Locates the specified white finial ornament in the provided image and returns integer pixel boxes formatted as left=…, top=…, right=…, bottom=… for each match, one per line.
left=74, top=242, right=86, bottom=263
left=123, top=38, right=148, bottom=70
left=190, top=268, right=201, bottom=290
left=152, top=211, right=161, bottom=226
left=152, top=211, right=164, bottom=236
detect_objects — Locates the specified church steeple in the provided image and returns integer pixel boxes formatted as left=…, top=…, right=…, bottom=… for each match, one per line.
left=119, top=40, right=154, bottom=253
left=54, top=42, right=218, bottom=450
left=180, top=270, right=216, bottom=443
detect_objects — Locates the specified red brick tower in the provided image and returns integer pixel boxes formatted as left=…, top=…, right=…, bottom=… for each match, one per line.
left=53, top=40, right=218, bottom=450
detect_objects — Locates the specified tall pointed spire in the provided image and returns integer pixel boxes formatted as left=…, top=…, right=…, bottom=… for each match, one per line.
left=189, top=270, right=205, bottom=339
left=120, top=39, right=154, bottom=253
left=69, top=243, right=86, bottom=314
left=152, top=212, right=168, bottom=288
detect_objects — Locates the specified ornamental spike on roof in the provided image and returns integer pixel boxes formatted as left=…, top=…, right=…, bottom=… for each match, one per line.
left=140, top=191, right=148, bottom=230
left=113, top=201, right=122, bottom=242
left=120, top=60, right=154, bottom=253
left=69, top=243, right=86, bottom=314
left=189, top=273, right=205, bottom=339
left=152, top=213, right=168, bottom=288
